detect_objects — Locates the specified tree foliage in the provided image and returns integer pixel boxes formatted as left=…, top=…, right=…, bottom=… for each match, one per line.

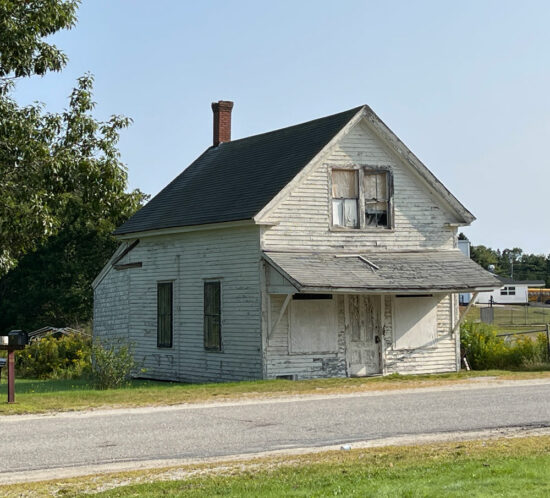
left=0, top=1, right=146, bottom=332
left=0, top=0, right=78, bottom=90
left=0, top=75, right=144, bottom=277
left=461, top=234, right=550, bottom=287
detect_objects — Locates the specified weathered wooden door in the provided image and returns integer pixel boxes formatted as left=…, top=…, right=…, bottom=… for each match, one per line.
left=345, top=295, right=381, bottom=376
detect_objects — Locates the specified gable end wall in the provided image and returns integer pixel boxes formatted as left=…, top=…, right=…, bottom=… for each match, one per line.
left=260, top=119, right=459, bottom=251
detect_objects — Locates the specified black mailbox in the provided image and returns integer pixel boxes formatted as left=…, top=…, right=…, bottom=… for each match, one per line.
left=7, top=330, right=28, bottom=349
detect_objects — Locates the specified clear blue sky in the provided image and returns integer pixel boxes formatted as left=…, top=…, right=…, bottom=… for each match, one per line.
left=13, top=0, right=550, bottom=255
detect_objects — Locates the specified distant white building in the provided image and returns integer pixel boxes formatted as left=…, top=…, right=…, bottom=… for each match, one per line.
left=477, top=278, right=545, bottom=305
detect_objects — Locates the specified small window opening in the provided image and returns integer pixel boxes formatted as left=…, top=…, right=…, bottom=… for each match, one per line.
left=157, top=282, right=173, bottom=348
left=204, top=281, right=221, bottom=351
left=293, top=294, right=333, bottom=300
left=275, top=374, right=296, bottom=380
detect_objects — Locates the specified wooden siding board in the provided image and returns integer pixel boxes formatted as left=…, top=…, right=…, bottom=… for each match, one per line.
left=94, top=226, right=263, bottom=383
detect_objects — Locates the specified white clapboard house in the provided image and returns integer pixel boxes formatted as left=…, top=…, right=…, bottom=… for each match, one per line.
left=93, top=102, right=500, bottom=382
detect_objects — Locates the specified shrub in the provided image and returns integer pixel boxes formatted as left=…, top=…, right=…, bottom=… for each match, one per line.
left=90, top=339, right=138, bottom=389
left=461, top=321, right=549, bottom=370
left=15, top=332, right=91, bottom=379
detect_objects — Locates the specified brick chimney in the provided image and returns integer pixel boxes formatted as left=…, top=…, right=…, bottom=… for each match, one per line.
left=211, top=100, right=234, bottom=146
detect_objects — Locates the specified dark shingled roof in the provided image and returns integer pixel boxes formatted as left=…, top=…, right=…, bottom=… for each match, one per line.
left=498, top=277, right=546, bottom=287
left=264, top=250, right=502, bottom=292
left=115, top=106, right=362, bottom=235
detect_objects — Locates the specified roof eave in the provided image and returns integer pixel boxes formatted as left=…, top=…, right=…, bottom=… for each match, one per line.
left=362, top=106, right=476, bottom=225
left=284, top=285, right=499, bottom=295
left=114, top=219, right=257, bottom=240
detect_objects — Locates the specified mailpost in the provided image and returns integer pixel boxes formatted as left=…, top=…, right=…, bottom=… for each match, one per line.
left=0, top=330, right=29, bottom=403
left=7, top=330, right=28, bottom=349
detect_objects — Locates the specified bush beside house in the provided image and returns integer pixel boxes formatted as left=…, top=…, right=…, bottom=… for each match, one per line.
left=10, top=330, right=139, bottom=389
left=461, top=322, right=549, bottom=370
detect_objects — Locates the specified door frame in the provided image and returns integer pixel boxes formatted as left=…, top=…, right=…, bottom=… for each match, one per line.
left=344, top=294, right=383, bottom=376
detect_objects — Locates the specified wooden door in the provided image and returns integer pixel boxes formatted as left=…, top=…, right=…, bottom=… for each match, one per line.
left=345, top=295, right=381, bottom=376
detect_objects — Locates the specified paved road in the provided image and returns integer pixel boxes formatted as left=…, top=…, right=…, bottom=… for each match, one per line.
left=1, top=381, right=549, bottom=475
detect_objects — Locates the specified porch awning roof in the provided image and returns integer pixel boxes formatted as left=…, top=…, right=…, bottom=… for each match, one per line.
left=263, top=250, right=502, bottom=294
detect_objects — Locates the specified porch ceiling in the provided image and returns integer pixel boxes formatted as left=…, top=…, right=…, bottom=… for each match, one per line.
left=263, top=250, right=502, bottom=294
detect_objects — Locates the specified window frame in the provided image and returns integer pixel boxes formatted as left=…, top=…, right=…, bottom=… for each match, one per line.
left=157, top=281, right=173, bottom=349
left=203, top=280, right=222, bottom=352
left=329, top=165, right=394, bottom=231
left=500, top=286, right=516, bottom=296
left=331, top=169, right=359, bottom=229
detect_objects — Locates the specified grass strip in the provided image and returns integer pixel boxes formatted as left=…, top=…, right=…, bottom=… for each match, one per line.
left=3, top=435, right=550, bottom=497
left=0, top=370, right=549, bottom=415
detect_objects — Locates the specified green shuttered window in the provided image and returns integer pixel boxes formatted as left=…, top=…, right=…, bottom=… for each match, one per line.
left=204, top=281, right=221, bottom=351
left=157, top=282, right=173, bottom=348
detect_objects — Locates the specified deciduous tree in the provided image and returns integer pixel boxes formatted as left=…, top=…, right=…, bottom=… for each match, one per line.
left=0, top=1, right=146, bottom=331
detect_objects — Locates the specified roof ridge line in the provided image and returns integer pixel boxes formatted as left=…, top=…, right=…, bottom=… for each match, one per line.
left=215, top=105, right=365, bottom=147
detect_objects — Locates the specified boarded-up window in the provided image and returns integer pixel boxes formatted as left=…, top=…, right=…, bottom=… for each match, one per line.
left=363, top=171, right=389, bottom=227
left=157, top=282, right=173, bottom=348
left=393, top=296, right=438, bottom=349
left=332, top=170, right=358, bottom=228
left=204, top=281, right=221, bottom=351
left=289, top=297, right=338, bottom=353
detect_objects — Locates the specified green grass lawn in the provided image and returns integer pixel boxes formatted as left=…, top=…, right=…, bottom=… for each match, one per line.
left=0, top=369, right=549, bottom=415
left=97, top=440, right=550, bottom=497
left=463, top=304, right=550, bottom=332
left=5, top=436, right=550, bottom=497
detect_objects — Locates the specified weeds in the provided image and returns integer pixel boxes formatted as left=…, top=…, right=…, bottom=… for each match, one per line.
left=461, top=322, right=549, bottom=370
left=90, top=339, right=141, bottom=389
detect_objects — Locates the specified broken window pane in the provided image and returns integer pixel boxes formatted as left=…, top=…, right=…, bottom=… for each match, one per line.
left=364, top=171, right=389, bottom=228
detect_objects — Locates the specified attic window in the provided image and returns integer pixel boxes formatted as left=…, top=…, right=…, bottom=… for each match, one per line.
left=331, top=167, right=393, bottom=229
left=331, top=169, right=358, bottom=228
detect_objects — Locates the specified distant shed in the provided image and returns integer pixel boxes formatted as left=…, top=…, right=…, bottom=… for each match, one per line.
left=477, top=278, right=546, bottom=305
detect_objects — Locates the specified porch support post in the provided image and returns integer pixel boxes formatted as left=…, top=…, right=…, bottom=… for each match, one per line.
left=269, top=293, right=293, bottom=340
left=451, top=291, right=479, bottom=337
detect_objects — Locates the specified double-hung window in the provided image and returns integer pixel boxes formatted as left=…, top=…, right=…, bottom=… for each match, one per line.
left=204, top=281, right=221, bottom=351
left=331, top=169, right=359, bottom=228
left=157, top=282, right=173, bottom=348
left=331, top=167, right=392, bottom=229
